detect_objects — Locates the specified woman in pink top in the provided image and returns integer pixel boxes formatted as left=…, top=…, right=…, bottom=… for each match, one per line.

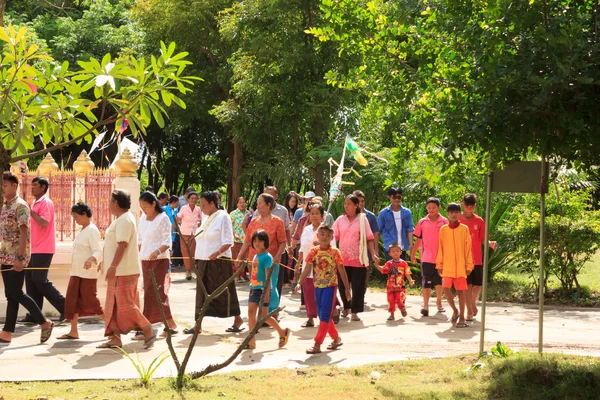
left=332, top=194, right=379, bottom=321
left=177, top=192, right=202, bottom=280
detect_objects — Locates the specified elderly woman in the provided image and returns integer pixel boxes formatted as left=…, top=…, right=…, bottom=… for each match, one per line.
left=183, top=191, right=243, bottom=334
left=98, top=189, right=156, bottom=349
left=333, top=194, right=380, bottom=322
left=238, top=193, right=287, bottom=315
left=177, top=191, right=202, bottom=280
left=229, top=196, right=249, bottom=280
left=58, top=203, right=104, bottom=340
left=135, top=191, right=177, bottom=339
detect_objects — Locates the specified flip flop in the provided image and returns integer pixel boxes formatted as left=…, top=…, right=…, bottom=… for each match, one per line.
left=401, top=308, right=408, bottom=317
left=183, top=327, right=200, bottom=334
left=437, top=307, right=446, bottom=313
left=306, top=347, right=322, bottom=354
left=450, top=314, right=459, bottom=325
left=387, top=315, right=395, bottom=321
left=160, top=329, right=179, bottom=337
left=225, top=326, right=245, bottom=333
left=40, top=322, right=54, bottom=344
left=420, top=308, right=429, bottom=317
left=301, top=321, right=315, bottom=328
left=143, top=329, right=158, bottom=349
left=57, top=334, right=79, bottom=340
left=341, top=309, right=350, bottom=318
left=456, top=323, right=470, bottom=328
left=278, top=328, right=291, bottom=348
left=96, top=342, right=121, bottom=349
left=327, top=340, right=343, bottom=350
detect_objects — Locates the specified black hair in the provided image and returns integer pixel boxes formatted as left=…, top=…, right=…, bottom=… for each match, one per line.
left=169, top=195, right=179, bottom=204
left=32, top=176, right=49, bottom=193
left=284, top=192, right=300, bottom=215
left=111, top=189, right=131, bottom=210
left=184, top=186, right=195, bottom=194
left=71, top=202, right=92, bottom=218
left=388, top=242, right=401, bottom=251
left=463, top=193, right=478, bottom=206
left=353, top=190, right=366, bottom=199
left=187, top=191, right=198, bottom=200
left=3, top=171, right=19, bottom=185
left=387, top=187, right=403, bottom=197
left=200, top=191, right=219, bottom=208
left=258, top=193, right=276, bottom=211
left=317, top=223, right=334, bottom=234
left=145, top=185, right=154, bottom=193
left=447, top=203, right=462, bottom=213
left=426, top=197, right=441, bottom=207
left=236, top=196, right=246, bottom=205
left=139, top=191, right=164, bottom=214
left=251, top=229, right=270, bottom=249
left=345, top=194, right=362, bottom=215
left=309, top=203, right=325, bottom=217
left=158, top=192, right=169, bottom=200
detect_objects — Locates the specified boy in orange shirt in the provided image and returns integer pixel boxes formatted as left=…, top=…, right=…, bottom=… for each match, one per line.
left=436, top=203, right=473, bottom=328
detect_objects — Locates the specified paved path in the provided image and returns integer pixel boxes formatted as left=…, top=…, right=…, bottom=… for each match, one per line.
left=0, top=270, right=599, bottom=381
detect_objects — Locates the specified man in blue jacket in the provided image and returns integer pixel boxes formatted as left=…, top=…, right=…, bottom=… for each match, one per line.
left=377, top=187, right=414, bottom=260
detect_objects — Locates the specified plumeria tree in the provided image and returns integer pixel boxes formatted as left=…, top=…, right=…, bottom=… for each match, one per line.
left=0, top=24, right=199, bottom=199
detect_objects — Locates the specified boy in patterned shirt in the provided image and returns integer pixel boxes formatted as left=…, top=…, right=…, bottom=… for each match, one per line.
left=375, top=243, right=414, bottom=321
left=295, top=224, right=350, bottom=354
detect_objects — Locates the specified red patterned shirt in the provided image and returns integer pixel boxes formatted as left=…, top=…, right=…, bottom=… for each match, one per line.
left=382, top=259, right=411, bottom=292
left=0, top=196, right=31, bottom=266
left=304, top=246, right=343, bottom=288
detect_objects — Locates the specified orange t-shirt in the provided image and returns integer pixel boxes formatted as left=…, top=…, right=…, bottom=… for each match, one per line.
left=244, top=215, right=287, bottom=261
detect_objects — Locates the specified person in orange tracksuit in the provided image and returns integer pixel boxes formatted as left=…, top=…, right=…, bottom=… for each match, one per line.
left=436, top=203, right=474, bottom=328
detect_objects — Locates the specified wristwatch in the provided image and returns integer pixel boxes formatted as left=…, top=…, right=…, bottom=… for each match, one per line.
left=16, top=255, right=25, bottom=261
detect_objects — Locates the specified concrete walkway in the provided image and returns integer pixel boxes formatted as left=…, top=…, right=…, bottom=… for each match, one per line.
left=0, top=269, right=599, bottom=381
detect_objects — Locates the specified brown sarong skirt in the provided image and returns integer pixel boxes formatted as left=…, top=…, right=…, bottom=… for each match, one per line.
left=180, top=235, right=196, bottom=272
left=195, top=258, right=241, bottom=320
left=142, top=259, right=172, bottom=323
left=104, top=274, right=150, bottom=336
left=64, top=276, right=103, bottom=320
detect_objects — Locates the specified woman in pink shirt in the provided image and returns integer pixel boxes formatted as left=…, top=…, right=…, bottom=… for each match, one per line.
left=332, top=195, right=379, bottom=321
left=177, top=192, right=202, bottom=280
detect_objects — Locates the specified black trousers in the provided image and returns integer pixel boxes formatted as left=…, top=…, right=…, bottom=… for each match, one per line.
left=1, top=265, right=45, bottom=332
left=277, top=252, right=288, bottom=296
left=338, top=266, right=367, bottom=313
left=24, top=254, right=65, bottom=318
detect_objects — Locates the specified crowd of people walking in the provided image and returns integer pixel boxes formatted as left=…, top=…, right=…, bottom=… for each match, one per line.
left=0, top=170, right=494, bottom=355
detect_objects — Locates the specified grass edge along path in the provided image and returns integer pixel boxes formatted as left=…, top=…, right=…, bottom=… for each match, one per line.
left=1, top=352, right=599, bottom=399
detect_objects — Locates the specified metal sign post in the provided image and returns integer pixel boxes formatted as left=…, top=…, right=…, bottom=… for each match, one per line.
left=479, top=172, right=493, bottom=355
left=538, top=157, right=547, bottom=354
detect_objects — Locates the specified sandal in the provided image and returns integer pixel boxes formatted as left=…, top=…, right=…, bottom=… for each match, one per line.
left=341, top=309, right=350, bottom=318
left=401, top=308, right=408, bottom=317
left=301, top=320, right=315, bottom=328
left=327, top=340, right=343, bottom=350
left=387, top=315, right=395, bottom=321
left=420, top=308, right=429, bottom=317
left=40, top=322, right=54, bottom=344
left=278, top=328, right=291, bottom=348
left=183, top=326, right=200, bottom=335
left=160, top=329, right=179, bottom=337
left=57, top=334, right=78, bottom=340
left=96, top=342, right=121, bottom=349
left=437, top=306, right=446, bottom=313
left=306, top=346, right=322, bottom=354
left=450, top=313, right=459, bottom=325
left=225, top=326, right=245, bottom=333
left=132, top=331, right=145, bottom=340
left=456, top=322, right=470, bottom=328
left=143, top=329, right=158, bottom=349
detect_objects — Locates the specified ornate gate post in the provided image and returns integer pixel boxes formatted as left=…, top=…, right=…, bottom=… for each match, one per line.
left=73, top=150, right=94, bottom=203
left=113, top=148, right=141, bottom=224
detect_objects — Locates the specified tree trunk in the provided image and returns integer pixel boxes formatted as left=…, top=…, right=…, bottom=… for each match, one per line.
left=0, top=0, right=5, bottom=27
left=313, top=164, right=324, bottom=196
left=227, top=139, right=243, bottom=212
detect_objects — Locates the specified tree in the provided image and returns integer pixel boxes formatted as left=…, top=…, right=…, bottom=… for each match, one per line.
left=310, top=0, right=600, bottom=170
left=0, top=24, right=198, bottom=200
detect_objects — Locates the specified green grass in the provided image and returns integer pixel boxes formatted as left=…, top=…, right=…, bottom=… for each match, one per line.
left=578, top=251, right=600, bottom=291
left=0, top=353, right=599, bottom=399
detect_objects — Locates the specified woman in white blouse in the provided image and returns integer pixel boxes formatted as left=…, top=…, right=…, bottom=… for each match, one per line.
left=134, top=191, right=177, bottom=339
left=58, top=202, right=104, bottom=340
left=183, top=191, right=243, bottom=334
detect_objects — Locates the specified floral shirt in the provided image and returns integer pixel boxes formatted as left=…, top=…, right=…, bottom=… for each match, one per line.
left=382, top=259, right=411, bottom=292
left=304, top=246, right=343, bottom=288
left=0, top=196, right=31, bottom=266
left=230, top=208, right=249, bottom=243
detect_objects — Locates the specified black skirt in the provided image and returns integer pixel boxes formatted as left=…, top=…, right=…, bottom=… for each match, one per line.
left=194, top=258, right=241, bottom=319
